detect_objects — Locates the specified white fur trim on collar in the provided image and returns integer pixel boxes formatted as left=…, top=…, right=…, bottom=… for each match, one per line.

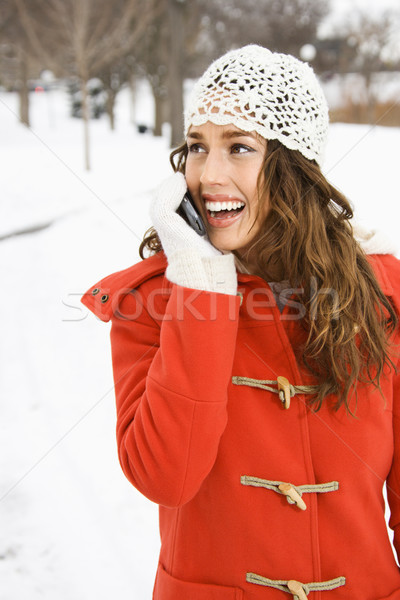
left=352, top=223, right=397, bottom=255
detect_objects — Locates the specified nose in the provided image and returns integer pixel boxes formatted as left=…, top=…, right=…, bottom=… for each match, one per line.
left=200, top=150, right=229, bottom=187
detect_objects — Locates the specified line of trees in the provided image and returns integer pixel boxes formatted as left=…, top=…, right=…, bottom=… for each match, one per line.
left=1, top=0, right=157, bottom=168
left=1, top=0, right=399, bottom=168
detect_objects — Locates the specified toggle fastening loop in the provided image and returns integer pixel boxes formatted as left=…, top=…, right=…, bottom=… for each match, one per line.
left=246, top=573, right=346, bottom=596
left=241, top=476, right=339, bottom=511
left=232, top=375, right=318, bottom=409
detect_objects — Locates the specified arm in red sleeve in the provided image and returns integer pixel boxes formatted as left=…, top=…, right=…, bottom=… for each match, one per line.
left=387, top=360, right=400, bottom=566
left=110, top=283, right=240, bottom=508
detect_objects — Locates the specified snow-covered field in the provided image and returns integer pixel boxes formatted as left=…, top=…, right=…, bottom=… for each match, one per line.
left=0, top=82, right=399, bottom=600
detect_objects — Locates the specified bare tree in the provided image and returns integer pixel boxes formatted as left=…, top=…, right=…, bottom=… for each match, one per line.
left=323, top=9, right=399, bottom=124
left=135, top=2, right=170, bottom=137
left=345, top=10, right=396, bottom=123
left=168, top=0, right=185, bottom=146
left=13, top=0, right=157, bottom=169
left=136, top=0, right=198, bottom=143
left=199, top=0, right=329, bottom=59
left=0, top=0, right=43, bottom=125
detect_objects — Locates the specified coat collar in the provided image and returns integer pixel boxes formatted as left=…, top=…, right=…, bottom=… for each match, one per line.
left=81, top=249, right=396, bottom=322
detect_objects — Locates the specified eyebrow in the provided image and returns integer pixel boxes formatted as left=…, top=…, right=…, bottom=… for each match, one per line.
left=187, top=129, right=259, bottom=141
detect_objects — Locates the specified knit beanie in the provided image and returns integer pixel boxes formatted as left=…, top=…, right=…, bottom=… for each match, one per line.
left=184, top=45, right=329, bottom=166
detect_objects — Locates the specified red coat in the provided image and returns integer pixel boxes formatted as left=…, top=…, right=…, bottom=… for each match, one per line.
left=82, top=251, right=400, bottom=600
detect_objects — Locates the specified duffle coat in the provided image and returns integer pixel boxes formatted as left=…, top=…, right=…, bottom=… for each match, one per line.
left=82, top=251, right=400, bottom=600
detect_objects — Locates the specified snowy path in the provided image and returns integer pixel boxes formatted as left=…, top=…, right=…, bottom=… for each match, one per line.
left=0, top=87, right=166, bottom=600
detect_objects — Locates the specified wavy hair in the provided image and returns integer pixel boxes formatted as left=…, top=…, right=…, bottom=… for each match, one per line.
left=140, top=140, right=398, bottom=412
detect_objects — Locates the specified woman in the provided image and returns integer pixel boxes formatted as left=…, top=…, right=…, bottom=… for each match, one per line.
left=82, top=46, right=400, bottom=599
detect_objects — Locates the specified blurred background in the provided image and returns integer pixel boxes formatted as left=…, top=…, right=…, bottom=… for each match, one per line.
left=0, top=0, right=399, bottom=598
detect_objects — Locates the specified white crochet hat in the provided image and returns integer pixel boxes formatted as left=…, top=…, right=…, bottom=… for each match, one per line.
left=184, top=45, right=329, bottom=166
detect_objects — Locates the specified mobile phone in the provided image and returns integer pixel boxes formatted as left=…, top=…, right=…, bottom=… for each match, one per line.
left=177, top=192, right=207, bottom=236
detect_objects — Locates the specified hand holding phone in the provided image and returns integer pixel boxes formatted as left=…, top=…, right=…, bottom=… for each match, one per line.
left=177, top=193, right=207, bottom=236
left=151, top=172, right=220, bottom=259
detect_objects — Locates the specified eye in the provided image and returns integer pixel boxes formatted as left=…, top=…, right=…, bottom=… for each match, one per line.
left=188, top=143, right=206, bottom=153
left=231, top=143, right=254, bottom=154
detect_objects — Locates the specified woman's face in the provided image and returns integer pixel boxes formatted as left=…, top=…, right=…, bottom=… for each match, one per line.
left=185, top=122, right=269, bottom=256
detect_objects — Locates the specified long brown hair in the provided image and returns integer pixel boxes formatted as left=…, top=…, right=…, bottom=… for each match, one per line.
left=140, top=139, right=398, bottom=412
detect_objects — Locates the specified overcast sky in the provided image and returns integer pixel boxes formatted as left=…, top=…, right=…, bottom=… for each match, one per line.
left=320, top=0, right=400, bottom=37
left=332, top=0, right=400, bottom=14
left=330, top=0, right=400, bottom=21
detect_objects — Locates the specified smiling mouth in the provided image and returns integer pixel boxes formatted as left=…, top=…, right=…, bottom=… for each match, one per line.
left=204, top=200, right=245, bottom=220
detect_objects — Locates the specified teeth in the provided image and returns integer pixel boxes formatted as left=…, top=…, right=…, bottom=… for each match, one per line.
left=205, top=200, right=245, bottom=212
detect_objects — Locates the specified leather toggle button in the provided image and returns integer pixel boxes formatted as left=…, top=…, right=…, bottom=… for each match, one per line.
left=92, top=288, right=100, bottom=296
left=277, top=376, right=291, bottom=409
left=278, top=483, right=307, bottom=511
left=100, top=294, right=109, bottom=303
left=287, top=580, right=308, bottom=600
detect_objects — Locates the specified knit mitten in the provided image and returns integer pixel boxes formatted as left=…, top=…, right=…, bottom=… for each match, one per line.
left=150, top=173, right=237, bottom=295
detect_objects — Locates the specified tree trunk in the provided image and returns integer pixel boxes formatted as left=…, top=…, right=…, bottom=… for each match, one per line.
left=81, top=79, right=91, bottom=170
left=106, top=90, right=116, bottom=130
left=18, top=50, right=30, bottom=127
left=153, top=90, right=165, bottom=137
left=129, top=75, right=137, bottom=126
left=365, top=72, right=375, bottom=125
left=168, top=0, right=184, bottom=148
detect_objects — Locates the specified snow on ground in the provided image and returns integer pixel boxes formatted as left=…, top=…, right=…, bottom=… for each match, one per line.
left=0, top=81, right=399, bottom=600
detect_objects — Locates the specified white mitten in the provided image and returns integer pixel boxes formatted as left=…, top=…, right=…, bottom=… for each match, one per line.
left=150, top=172, right=237, bottom=295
